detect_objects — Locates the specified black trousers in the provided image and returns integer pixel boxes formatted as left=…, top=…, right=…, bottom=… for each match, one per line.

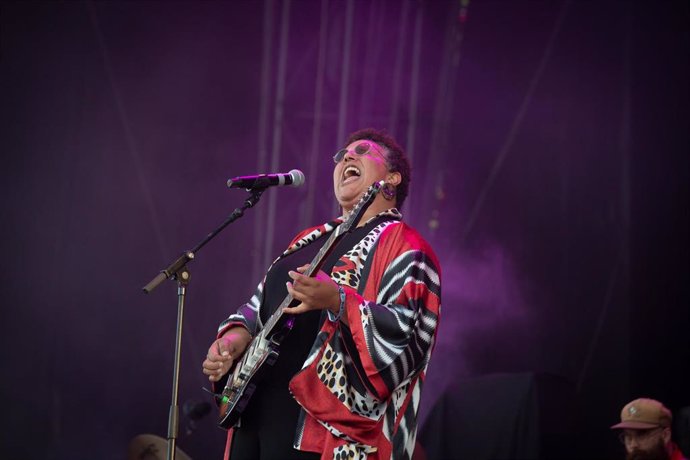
left=229, top=384, right=321, bottom=460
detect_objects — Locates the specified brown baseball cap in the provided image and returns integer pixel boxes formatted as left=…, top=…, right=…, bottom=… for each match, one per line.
left=611, top=398, right=672, bottom=429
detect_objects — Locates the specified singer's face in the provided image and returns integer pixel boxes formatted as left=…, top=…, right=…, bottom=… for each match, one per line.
left=333, top=140, right=391, bottom=212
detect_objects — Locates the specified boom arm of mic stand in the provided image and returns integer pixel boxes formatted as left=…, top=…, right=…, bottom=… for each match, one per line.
left=142, top=187, right=266, bottom=294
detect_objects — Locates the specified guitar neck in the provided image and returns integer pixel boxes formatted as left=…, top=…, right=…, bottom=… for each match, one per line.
left=260, top=223, right=345, bottom=337
left=258, top=180, right=382, bottom=338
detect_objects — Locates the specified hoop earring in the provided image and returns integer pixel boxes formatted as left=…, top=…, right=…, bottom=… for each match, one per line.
left=382, top=183, right=396, bottom=201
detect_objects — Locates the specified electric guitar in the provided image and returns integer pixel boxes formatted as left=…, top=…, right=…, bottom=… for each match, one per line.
left=217, top=180, right=384, bottom=429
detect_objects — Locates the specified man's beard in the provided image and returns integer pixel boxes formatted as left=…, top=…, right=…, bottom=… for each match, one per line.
left=626, top=438, right=669, bottom=460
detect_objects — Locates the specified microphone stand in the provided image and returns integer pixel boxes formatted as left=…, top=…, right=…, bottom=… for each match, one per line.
left=142, top=187, right=267, bottom=460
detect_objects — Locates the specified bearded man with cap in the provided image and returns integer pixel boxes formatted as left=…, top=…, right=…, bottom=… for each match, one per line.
left=611, top=398, right=688, bottom=460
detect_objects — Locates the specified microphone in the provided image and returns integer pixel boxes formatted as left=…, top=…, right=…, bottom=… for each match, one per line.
left=226, top=169, right=305, bottom=189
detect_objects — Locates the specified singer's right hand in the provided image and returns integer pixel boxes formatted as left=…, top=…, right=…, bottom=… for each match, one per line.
left=202, top=327, right=252, bottom=382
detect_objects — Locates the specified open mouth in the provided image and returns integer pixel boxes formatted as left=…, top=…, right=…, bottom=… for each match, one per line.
left=342, top=165, right=361, bottom=184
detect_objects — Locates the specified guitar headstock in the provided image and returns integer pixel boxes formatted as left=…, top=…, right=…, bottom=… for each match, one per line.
left=339, top=180, right=384, bottom=234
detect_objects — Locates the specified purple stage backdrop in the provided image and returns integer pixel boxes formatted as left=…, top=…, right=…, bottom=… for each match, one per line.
left=1, top=1, right=688, bottom=459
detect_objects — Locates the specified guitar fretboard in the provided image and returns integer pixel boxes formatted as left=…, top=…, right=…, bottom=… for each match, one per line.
left=260, top=224, right=343, bottom=337
left=258, top=180, right=382, bottom=338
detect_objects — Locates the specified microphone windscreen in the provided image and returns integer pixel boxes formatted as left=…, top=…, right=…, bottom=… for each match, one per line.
left=289, top=169, right=305, bottom=187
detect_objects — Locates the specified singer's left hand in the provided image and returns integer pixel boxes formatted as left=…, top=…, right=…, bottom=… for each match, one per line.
left=284, top=265, right=340, bottom=316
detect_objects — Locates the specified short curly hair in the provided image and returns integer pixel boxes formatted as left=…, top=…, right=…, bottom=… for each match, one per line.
left=344, top=128, right=412, bottom=209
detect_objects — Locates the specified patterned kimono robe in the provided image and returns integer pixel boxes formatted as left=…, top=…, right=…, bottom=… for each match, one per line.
left=218, top=210, right=442, bottom=460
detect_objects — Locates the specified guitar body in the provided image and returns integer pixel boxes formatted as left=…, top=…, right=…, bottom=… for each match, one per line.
left=217, top=332, right=280, bottom=429
left=217, top=181, right=383, bottom=429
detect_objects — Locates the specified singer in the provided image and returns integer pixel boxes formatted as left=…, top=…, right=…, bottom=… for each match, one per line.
left=202, top=128, right=442, bottom=460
